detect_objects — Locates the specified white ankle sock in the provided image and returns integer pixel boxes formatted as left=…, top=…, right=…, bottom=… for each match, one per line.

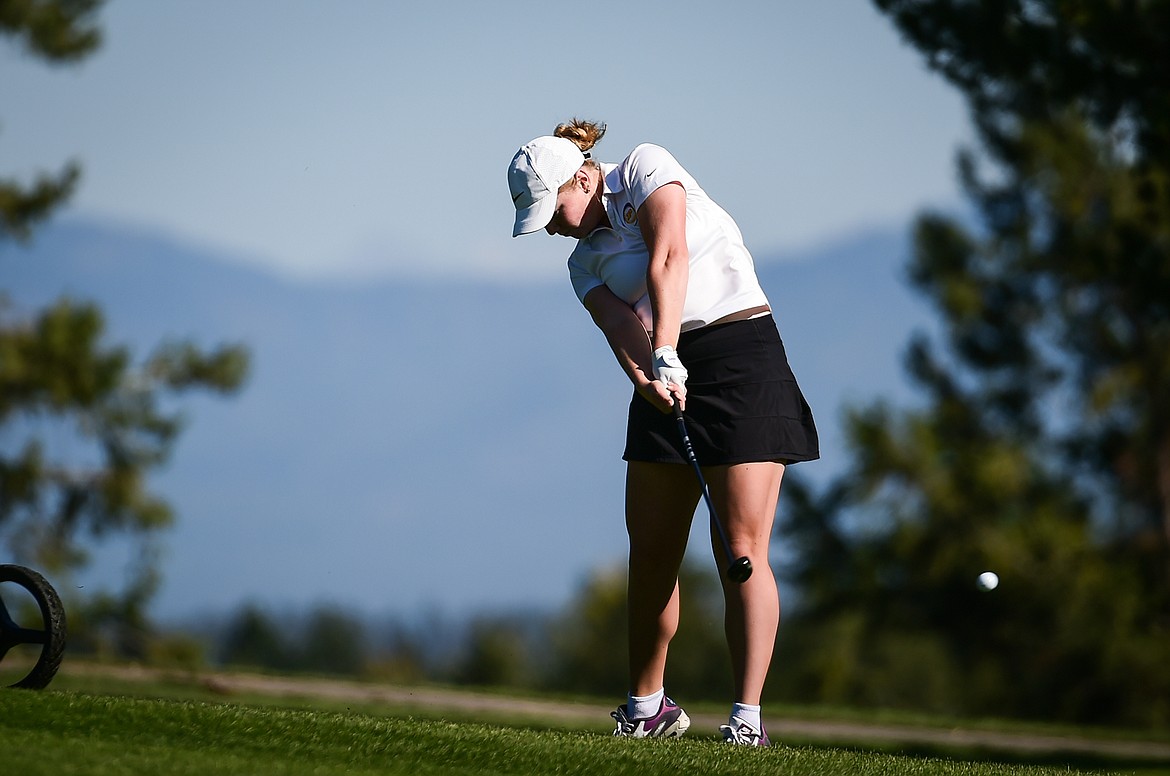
left=629, top=688, right=665, bottom=719
left=730, top=702, right=762, bottom=730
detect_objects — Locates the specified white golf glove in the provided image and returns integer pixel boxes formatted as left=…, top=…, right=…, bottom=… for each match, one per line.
left=652, top=345, right=688, bottom=395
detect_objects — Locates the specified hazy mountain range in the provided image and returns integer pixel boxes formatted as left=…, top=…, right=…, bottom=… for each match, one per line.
left=2, top=216, right=934, bottom=620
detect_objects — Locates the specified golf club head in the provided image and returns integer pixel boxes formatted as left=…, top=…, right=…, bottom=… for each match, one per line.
left=728, top=556, right=753, bottom=584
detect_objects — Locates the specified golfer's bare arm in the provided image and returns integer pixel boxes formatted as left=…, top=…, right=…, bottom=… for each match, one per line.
left=638, top=182, right=689, bottom=354
left=582, top=285, right=674, bottom=413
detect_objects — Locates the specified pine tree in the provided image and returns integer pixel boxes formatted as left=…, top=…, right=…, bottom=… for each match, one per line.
left=1, top=2, right=250, bottom=651
left=776, top=1, right=1170, bottom=727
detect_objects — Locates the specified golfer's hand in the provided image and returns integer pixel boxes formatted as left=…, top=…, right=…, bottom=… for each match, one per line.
left=652, top=346, right=688, bottom=394
left=647, top=345, right=687, bottom=413
left=638, top=379, right=684, bottom=414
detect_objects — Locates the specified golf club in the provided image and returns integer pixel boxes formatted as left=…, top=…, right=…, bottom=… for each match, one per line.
left=671, top=395, right=753, bottom=584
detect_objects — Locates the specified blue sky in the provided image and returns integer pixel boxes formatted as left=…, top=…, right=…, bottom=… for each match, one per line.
left=2, top=0, right=971, bottom=283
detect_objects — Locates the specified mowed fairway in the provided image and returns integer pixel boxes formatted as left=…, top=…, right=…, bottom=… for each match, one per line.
left=1, top=688, right=1159, bottom=776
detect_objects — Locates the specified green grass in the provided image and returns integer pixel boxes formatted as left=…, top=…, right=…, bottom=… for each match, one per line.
left=44, top=665, right=1163, bottom=741
left=1, top=687, right=1163, bottom=776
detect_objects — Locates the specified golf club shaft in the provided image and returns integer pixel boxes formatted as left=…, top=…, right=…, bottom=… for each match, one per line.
left=671, top=398, right=739, bottom=576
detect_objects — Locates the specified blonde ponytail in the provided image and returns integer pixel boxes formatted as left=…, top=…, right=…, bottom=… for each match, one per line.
left=554, top=118, right=607, bottom=153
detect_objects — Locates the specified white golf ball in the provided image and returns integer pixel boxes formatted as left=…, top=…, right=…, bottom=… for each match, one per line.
left=977, top=571, right=999, bottom=591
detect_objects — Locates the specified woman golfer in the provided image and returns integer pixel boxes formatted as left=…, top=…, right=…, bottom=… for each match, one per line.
left=507, top=119, right=818, bottom=746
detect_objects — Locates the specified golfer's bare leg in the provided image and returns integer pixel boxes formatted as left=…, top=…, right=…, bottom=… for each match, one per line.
left=624, top=461, right=700, bottom=698
left=705, top=461, right=785, bottom=705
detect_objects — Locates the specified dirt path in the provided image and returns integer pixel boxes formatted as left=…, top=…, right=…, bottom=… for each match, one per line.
left=65, top=663, right=1170, bottom=763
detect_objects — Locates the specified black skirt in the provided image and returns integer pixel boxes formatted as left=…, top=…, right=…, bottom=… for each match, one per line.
left=623, top=316, right=819, bottom=466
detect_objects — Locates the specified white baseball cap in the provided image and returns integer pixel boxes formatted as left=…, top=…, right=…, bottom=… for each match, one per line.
left=508, top=136, right=586, bottom=237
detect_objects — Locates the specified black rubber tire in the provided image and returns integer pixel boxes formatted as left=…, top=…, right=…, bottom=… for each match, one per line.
left=0, top=564, right=67, bottom=689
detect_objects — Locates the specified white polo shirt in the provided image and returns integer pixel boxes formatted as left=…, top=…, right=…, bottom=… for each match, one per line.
left=567, top=143, right=769, bottom=332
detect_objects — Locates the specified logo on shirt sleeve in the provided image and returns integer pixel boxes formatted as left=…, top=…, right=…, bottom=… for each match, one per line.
left=623, top=203, right=638, bottom=225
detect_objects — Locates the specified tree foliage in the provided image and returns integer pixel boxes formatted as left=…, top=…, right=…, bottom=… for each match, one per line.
left=775, top=1, right=1170, bottom=728
left=217, top=603, right=367, bottom=676
left=218, top=603, right=296, bottom=672
left=206, top=563, right=734, bottom=699
left=0, top=0, right=103, bottom=240
left=0, top=297, right=248, bottom=571
left=0, top=0, right=103, bottom=59
left=547, top=562, right=729, bottom=701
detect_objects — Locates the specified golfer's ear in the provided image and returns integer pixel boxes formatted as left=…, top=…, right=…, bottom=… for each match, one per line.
left=576, top=167, right=592, bottom=192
